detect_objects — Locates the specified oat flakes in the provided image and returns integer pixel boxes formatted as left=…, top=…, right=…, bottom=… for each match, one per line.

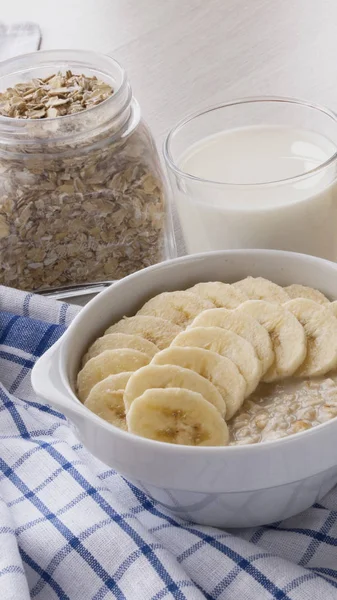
left=0, top=72, right=170, bottom=290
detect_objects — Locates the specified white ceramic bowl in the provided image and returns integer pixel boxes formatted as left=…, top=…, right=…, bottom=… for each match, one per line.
left=32, top=250, right=337, bottom=528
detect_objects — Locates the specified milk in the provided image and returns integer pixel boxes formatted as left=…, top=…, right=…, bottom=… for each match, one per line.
left=175, top=126, right=337, bottom=259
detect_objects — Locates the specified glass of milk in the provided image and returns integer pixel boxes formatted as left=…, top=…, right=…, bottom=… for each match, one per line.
left=164, top=97, right=337, bottom=260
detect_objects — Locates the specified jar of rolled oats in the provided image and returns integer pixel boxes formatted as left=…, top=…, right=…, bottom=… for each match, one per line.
left=0, top=50, right=176, bottom=291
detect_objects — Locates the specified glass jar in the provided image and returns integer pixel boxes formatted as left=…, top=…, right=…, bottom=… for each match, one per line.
left=0, top=50, right=175, bottom=291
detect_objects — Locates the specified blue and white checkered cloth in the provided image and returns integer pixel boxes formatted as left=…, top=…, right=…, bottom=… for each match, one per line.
left=0, top=285, right=337, bottom=600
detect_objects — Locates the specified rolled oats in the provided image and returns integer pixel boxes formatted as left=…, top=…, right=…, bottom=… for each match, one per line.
left=0, top=71, right=171, bottom=290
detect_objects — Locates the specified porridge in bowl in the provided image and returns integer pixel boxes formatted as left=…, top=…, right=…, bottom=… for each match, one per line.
left=76, top=277, right=337, bottom=446
left=229, top=376, right=337, bottom=445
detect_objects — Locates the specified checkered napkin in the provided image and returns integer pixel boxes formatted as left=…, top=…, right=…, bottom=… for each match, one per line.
left=0, top=286, right=337, bottom=600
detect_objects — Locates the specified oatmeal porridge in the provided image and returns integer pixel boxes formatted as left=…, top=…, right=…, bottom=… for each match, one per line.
left=229, top=376, right=337, bottom=445
left=78, top=277, right=337, bottom=447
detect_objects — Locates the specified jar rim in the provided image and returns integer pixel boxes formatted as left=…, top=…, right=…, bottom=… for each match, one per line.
left=0, top=49, right=132, bottom=145
left=163, top=95, right=337, bottom=187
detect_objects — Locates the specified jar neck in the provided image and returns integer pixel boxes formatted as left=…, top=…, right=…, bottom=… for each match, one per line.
left=0, top=49, right=135, bottom=153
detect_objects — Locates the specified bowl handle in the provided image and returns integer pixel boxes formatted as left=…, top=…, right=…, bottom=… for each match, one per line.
left=31, top=341, right=82, bottom=421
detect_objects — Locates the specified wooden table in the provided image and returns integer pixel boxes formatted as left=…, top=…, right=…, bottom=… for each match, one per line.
left=2, top=0, right=337, bottom=145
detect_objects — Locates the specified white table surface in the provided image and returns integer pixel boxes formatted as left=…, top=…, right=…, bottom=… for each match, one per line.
left=2, top=0, right=337, bottom=304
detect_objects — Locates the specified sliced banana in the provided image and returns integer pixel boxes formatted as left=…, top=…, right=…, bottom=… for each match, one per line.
left=152, top=346, right=246, bottom=420
left=137, top=291, right=214, bottom=327
left=191, top=308, right=274, bottom=377
left=127, top=388, right=229, bottom=446
left=189, top=282, right=248, bottom=308
left=232, top=276, right=289, bottom=303
left=84, top=372, right=132, bottom=430
left=83, top=333, right=158, bottom=365
left=330, top=301, right=337, bottom=318
left=105, top=315, right=182, bottom=350
left=77, top=349, right=149, bottom=402
left=172, top=326, right=261, bottom=397
left=285, top=284, right=330, bottom=305
left=237, top=300, right=307, bottom=382
left=284, top=298, right=337, bottom=377
left=124, top=364, right=225, bottom=415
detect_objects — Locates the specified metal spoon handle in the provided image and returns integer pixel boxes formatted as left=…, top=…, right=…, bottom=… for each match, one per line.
left=37, top=281, right=115, bottom=300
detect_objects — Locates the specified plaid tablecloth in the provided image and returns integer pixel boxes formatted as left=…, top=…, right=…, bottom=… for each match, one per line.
left=0, top=285, right=336, bottom=600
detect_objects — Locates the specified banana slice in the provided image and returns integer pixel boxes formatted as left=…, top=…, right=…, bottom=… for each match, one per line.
left=152, top=346, right=246, bottom=420
left=105, top=315, right=182, bottom=350
left=191, top=308, right=274, bottom=377
left=77, top=349, right=149, bottom=402
left=232, top=276, right=289, bottom=303
left=137, top=291, right=214, bottom=327
left=285, top=284, right=330, bottom=305
left=330, top=301, right=337, bottom=317
left=124, top=364, right=226, bottom=415
left=189, top=282, right=248, bottom=308
left=127, top=388, right=229, bottom=446
left=84, top=372, right=132, bottom=430
left=237, top=300, right=307, bottom=382
left=172, top=326, right=261, bottom=397
left=284, top=298, right=337, bottom=377
left=83, top=333, right=158, bottom=365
